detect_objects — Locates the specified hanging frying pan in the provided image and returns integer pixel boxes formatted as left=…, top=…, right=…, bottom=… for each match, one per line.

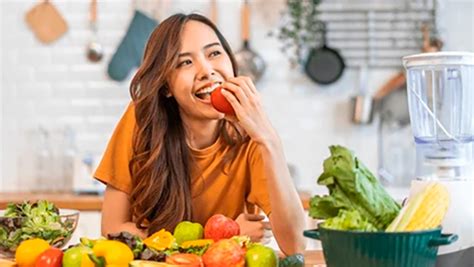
left=304, top=21, right=345, bottom=85
left=234, top=0, right=266, bottom=83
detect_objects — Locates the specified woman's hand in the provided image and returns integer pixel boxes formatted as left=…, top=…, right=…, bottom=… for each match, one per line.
left=235, top=213, right=272, bottom=243
left=220, top=77, right=278, bottom=145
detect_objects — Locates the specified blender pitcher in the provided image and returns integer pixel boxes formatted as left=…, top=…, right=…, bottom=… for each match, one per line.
left=403, top=52, right=474, bottom=267
left=404, top=52, right=474, bottom=179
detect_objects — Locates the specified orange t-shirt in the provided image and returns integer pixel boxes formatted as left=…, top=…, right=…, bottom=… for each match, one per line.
left=94, top=102, right=272, bottom=226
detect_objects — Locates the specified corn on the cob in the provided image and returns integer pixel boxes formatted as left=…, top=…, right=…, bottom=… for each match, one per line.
left=386, top=182, right=450, bottom=232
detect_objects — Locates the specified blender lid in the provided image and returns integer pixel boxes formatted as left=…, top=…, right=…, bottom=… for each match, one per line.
left=403, top=52, right=474, bottom=68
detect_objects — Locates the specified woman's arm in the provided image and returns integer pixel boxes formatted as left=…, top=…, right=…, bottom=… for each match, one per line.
left=101, top=185, right=147, bottom=239
left=220, top=77, right=306, bottom=255
left=259, top=137, right=307, bottom=255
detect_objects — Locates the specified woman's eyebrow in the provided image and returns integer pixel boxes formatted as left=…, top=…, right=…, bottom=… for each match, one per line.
left=178, top=42, right=221, bottom=58
left=203, top=42, right=220, bottom=49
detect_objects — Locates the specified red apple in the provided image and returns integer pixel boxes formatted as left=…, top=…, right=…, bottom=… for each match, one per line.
left=202, top=239, right=245, bottom=267
left=204, top=214, right=240, bottom=241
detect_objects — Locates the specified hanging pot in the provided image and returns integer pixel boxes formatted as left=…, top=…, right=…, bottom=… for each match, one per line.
left=234, top=0, right=266, bottom=83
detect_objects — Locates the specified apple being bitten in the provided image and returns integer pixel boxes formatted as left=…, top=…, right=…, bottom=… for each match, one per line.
left=204, top=214, right=240, bottom=241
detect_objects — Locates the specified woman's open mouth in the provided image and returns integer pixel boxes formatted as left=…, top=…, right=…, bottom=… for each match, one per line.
left=195, top=82, right=222, bottom=101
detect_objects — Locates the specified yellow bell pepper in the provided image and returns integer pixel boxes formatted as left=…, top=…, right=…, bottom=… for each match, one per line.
left=89, top=240, right=134, bottom=267
left=180, top=239, right=214, bottom=249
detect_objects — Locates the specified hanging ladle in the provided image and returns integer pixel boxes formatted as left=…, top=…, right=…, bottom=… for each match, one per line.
left=86, top=0, right=103, bottom=62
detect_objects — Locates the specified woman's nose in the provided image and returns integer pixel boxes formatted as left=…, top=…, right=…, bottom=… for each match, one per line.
left=196, top=58, right=215, bottom=80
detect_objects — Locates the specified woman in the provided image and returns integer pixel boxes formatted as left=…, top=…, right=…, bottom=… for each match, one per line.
left=94, top=13, right=306, bottom=255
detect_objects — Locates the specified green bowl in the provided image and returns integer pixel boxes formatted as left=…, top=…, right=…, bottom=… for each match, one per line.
left=304, top=224, right=457, bottom=267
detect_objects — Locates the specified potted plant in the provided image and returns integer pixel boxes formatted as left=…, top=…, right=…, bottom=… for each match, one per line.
left=271, top=0, right=322, bottom=67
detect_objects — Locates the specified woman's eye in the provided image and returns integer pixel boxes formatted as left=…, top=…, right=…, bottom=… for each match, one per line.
left=209, top=50, right=221, bottom=57
left=177, top=59, right=192, bottom=68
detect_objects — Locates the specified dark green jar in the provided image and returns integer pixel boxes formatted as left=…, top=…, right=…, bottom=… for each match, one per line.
left=304, top=224, right=457, bottom=267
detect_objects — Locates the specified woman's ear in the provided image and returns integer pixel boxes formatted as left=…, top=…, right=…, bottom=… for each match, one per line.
left=162, top=85, right=173, bottom=98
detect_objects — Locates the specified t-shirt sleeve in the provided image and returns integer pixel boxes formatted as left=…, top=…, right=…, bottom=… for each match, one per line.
left=246, top=141, right=272, bottom=216
left=94, top=102, right=135, bottom=194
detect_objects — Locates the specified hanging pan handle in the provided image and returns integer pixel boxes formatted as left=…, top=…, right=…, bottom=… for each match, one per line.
left=241, top=0, right=250, bottom=42
left=428, top=233, right=458, bottom=247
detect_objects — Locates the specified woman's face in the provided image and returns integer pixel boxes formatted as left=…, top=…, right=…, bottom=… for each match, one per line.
left=168, top=20, right=234, bottom=120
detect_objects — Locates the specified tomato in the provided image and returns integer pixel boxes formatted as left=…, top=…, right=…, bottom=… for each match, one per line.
left=210, top=87, right=235, bottom=115
left=166, top=253, right=203, bottom=267
left=35, top=247, right=63, bottom=267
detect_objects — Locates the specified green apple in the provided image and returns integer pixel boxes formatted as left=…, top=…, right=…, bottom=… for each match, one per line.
left=62, top=245, right=93, bottom=267
left=245, top=244, right=278, bottom=267
left=173, top=221, right=204, bottom=245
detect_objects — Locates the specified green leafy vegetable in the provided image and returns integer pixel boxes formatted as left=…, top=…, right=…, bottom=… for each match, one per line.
left=322, top=210, right=377, bottom=231
left=309, top=146, right=401, bottom=230
left=177, top=244, right=211, bottom=256
left=0, top=200, right=74, bottom=252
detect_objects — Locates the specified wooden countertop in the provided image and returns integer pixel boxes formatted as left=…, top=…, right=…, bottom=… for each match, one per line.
left=0, top=191, right=312, bottom=212
left=0, top=192, right=103, bottom=211
left=303, top=250, right=326, bottom=266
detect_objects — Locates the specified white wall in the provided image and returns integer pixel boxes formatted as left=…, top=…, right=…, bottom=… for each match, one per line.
left=1, top=0, right=473, bottom=193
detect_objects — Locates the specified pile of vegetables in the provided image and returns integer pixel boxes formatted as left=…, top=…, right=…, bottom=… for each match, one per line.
left=310, top=145, right=450, bottom=232
left=7, top=212, right=304, bottom=267
left=0, top=200, right=75, bottom=252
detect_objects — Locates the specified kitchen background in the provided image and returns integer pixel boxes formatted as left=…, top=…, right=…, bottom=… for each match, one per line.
left=1, top=0, right=473, bottom=193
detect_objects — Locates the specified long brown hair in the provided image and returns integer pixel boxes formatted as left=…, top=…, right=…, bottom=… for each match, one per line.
left=129, top=13, right=244, bottom=234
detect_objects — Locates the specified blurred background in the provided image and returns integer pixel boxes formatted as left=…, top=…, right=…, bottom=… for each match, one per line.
left=0, top=0, right=473, bottom=245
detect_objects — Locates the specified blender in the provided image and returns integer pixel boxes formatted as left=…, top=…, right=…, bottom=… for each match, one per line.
left=403, top=52, right=474, bottom=267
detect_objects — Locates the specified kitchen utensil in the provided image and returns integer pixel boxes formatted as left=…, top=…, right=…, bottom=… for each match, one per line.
left=25, top=0, right=68, bottom=44
left=234, top=0, right=266, bottom=83
left=404, top=52, right=474, bottom=267
left=304, top=225, right=457, bottom=267
left=210, top=0, right=217, bottom=24
left=350, top=65, right=373, bottom=124
left=86, top=0, right=103, bottom=62
left=107, top=10, right=157, bottom=81
left=304, top=21, right=345, bottom=85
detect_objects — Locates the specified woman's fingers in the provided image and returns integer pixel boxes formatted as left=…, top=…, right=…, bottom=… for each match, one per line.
left=226, top=77, right=254, bottom=98
left=245, top=214, right=266, bottom=221
left=240, top=76, right=258, bottom=95
left=235, top=212, right=272, bottom=242
left=220, top=88, right=244, bottom=115
left=262, top=221, right=272, bottom=230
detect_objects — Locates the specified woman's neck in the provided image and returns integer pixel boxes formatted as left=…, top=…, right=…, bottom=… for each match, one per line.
left=183, top=118, right=220, bottom=150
